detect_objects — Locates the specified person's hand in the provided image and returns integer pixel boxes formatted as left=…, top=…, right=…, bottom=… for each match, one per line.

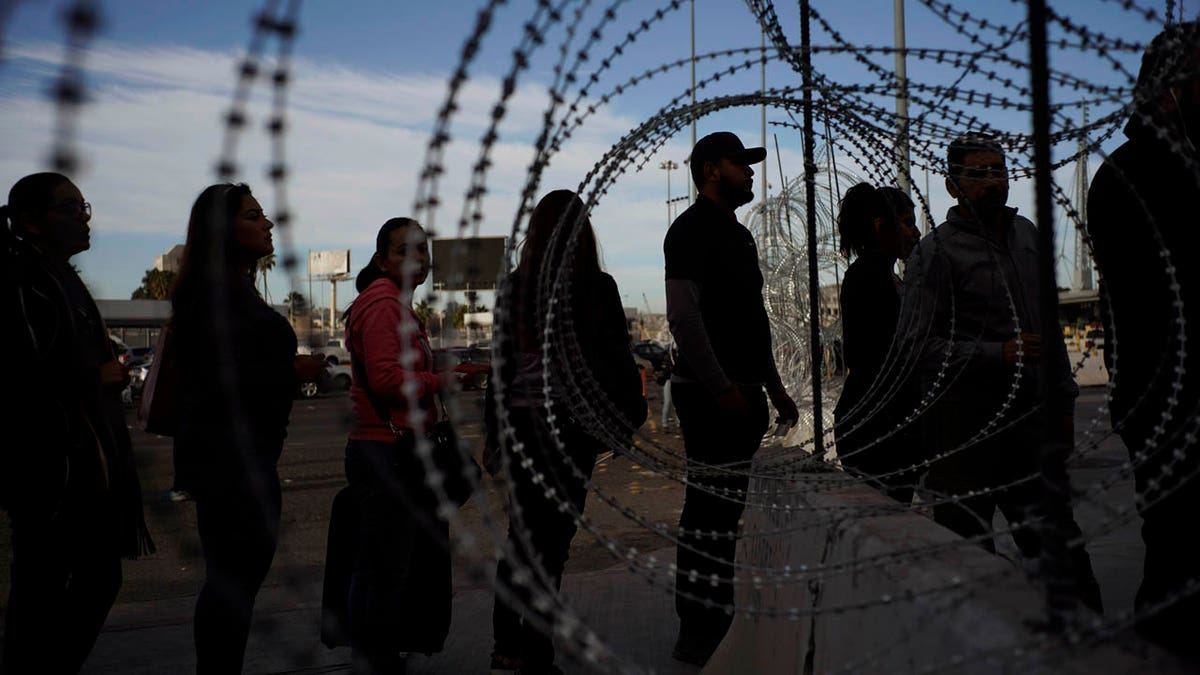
left=716, top=384, right=750, bottom=415
left=1002, top=332, right=1041, bottom=367
left=100, top=359, right=130, bottom=388
left=768, top=386, right=800, bottom=428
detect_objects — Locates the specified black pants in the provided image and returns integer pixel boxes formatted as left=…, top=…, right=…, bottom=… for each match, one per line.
left=671, top=383, right=769, bottom=640
left=925, top=415, right=1103, bottom=613
left=3, top=501, right=122, bottom=674
left=193, top=471, right=281, bottom=675
left=345, top=438, right=451, bottom=673
left=492, top=408, right=600, bottom=669
left=834, top=408, right=922, bottom=504
left=1124, top=427, right=1200, bottom=661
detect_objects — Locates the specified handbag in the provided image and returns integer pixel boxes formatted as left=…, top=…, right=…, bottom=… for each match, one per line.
left=138, top=325, right=178, bottom=436
left=347, top=323, right=481, bottom=508
left=319, top=485, right=358, bottom=649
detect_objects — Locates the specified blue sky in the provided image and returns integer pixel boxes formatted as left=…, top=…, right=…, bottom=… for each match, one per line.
left=0, top=1, right=1189, bottom=312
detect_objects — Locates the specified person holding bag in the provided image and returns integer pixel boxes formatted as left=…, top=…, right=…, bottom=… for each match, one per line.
left=485, top=190, right=647, bottom=675
left=342, top=217, right=457, bottom=674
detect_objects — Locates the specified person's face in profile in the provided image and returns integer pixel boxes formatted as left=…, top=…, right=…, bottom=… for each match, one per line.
left=880, top=206, right=919, bottom=261
left=714, top=156, right=755, bottom=208
left=31, top=180, right=91, bottom=259
left=377, top=224, right=430, bottom=291
left=233, top=194, right=274, bottom=261
left=947, top=150, right=1009, bottom=220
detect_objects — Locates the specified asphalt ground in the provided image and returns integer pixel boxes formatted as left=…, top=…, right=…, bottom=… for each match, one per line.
left=0, top=382, right=1150, bottom=672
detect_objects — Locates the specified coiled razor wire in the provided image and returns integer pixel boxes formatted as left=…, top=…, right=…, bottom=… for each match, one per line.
left=14, top=0, right=1200, bottom=672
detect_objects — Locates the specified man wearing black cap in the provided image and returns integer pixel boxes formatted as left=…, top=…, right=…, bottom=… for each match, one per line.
left=1087, top=22, right=1200, bottom=661
left=663, top=131, right=799, bottom=665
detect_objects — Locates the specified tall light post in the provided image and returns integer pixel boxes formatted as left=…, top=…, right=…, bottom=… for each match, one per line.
left=690, top=0, right=697, bottom=202
left=659, top=159, right=679, bottom=227
left=894, top=0, right=912, bottom=196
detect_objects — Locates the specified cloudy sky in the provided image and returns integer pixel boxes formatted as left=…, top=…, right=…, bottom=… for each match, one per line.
left=0, top=1, right=1182, bottom=313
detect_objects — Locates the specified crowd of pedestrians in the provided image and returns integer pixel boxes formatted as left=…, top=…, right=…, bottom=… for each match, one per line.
left=1, top=21, right=1197, bottom=675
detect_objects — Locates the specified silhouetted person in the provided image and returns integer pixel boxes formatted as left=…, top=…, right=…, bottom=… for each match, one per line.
left=833, top=183, right=922, bottom=504
left=1086, top=22, right=1200, bottom=660
left=664, top=132, right=800, bottom=666
left=484, top=190, right=646, bottom=674
left=343, top=217, right=449, bottom=673
left=171, top=183, right=296, bottom=674
left=1, top=172, right=153, bottom=674
left=902, top=134, right=1102, bottom=612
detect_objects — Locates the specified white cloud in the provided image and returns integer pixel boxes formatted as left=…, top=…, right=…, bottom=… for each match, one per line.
left=1, top=40, right=686, bottom=306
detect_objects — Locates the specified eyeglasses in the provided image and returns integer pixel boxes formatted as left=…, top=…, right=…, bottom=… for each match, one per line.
left=49, top=199, right=92, bottom=217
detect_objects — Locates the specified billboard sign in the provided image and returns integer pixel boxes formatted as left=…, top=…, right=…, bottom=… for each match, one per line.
left=309, top=249, right=351, bottom=277
left=432, top=236, right=507, bottom=291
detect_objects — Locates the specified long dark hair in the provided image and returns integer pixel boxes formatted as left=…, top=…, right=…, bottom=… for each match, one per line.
left=837, top=182, right=913, bottom=260
left=2, top=172, right=72, bottom=240
left=172, top=183, right=254, bottom=313
left=512, top=190, right=603, bottom=352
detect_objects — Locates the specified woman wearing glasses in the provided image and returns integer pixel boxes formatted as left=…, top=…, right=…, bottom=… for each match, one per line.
left=171, top=183, right=297, bottom=674
left=1, top=172, right=154, bottom=674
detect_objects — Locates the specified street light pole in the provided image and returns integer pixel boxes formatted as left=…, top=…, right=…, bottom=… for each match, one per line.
left=659, top=159, right=679, bottom=226
left=894, top=0, right=912, bottom=196
left=690, top=0, right=697, bottom=203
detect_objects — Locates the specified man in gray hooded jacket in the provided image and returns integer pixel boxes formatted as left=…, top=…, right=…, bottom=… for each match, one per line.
left=902, top=133, right=1101, bottom=612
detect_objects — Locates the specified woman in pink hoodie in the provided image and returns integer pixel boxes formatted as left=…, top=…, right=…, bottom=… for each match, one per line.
left=342, top=217, right=446, bottom=673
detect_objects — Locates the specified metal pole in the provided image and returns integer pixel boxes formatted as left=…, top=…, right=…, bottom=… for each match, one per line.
left=667, top=163, right=673, bottom=225
left=330, top=277, right=337, bottom=342
left=761, top=28, right=768, bottom=205
left=307, top=249, right=314, bottom=343
left=801, top=0, right=824, bottom=457
left=660, top=160, right=678, bottom=226
left=1077, top=103, right=1093, bottom=290
left=823, top=111, right=841, bottom=292
left=773, top=133, right=793, bottom=245
left=894, top=0, right=912, bottom=196
left=1028, top=0, right=1076, bottom=626
left=690, top=0, right=697, bottom=203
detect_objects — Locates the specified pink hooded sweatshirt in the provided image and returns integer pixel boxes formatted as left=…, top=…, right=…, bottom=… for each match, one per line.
left=346, top=277, right=440, bottom=442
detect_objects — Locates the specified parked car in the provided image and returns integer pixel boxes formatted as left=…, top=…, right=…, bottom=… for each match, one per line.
left=295, top=354, right=330, bottom=398
left=324, top=363, right=352, bottom=391
left=298, top=338, right=351, bottom=365
left=631, top=340, right=669, bottom=375
left=434, top=346, right=491, bottom=390
left=119, top=346, right=155, bottom=368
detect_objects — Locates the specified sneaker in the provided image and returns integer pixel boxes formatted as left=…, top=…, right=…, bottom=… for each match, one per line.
left=671, top=631, right=718, bottom=667
left=489, top=652, right=521, bottom=674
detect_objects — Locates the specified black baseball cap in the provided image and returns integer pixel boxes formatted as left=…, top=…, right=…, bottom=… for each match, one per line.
left=689, top=131, right=767, bottom=167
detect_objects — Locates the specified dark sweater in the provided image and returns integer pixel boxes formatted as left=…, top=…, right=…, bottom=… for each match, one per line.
left=172, top=276, right=297, bottom=495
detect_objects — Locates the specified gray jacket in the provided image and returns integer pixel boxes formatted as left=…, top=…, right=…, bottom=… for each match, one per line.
left=900, top=206, right=1077, bottom=417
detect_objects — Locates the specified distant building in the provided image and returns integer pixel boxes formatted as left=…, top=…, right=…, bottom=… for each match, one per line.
left=154, top=244, right=186, bottom=273
left=819, top=284, right=841, bottom=327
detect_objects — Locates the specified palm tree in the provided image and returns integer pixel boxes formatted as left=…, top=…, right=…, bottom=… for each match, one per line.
left=131, top=269, right=177, bottom=300
left=257, top=253, right=276, bottom=303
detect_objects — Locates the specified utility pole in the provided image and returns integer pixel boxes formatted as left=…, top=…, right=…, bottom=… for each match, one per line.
left=761, top=28, right=768, bottom=205
left=1076, top=102, right=1094, bottom=290
left=307, top=250, right=314, bottom=343
left=659, top=160, right=678, bottom=227
left=894, top=0, right=912, bottom=196
left=801, top=0, right=824, bottom=456
left=690, top=0, right=697, bottom=203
